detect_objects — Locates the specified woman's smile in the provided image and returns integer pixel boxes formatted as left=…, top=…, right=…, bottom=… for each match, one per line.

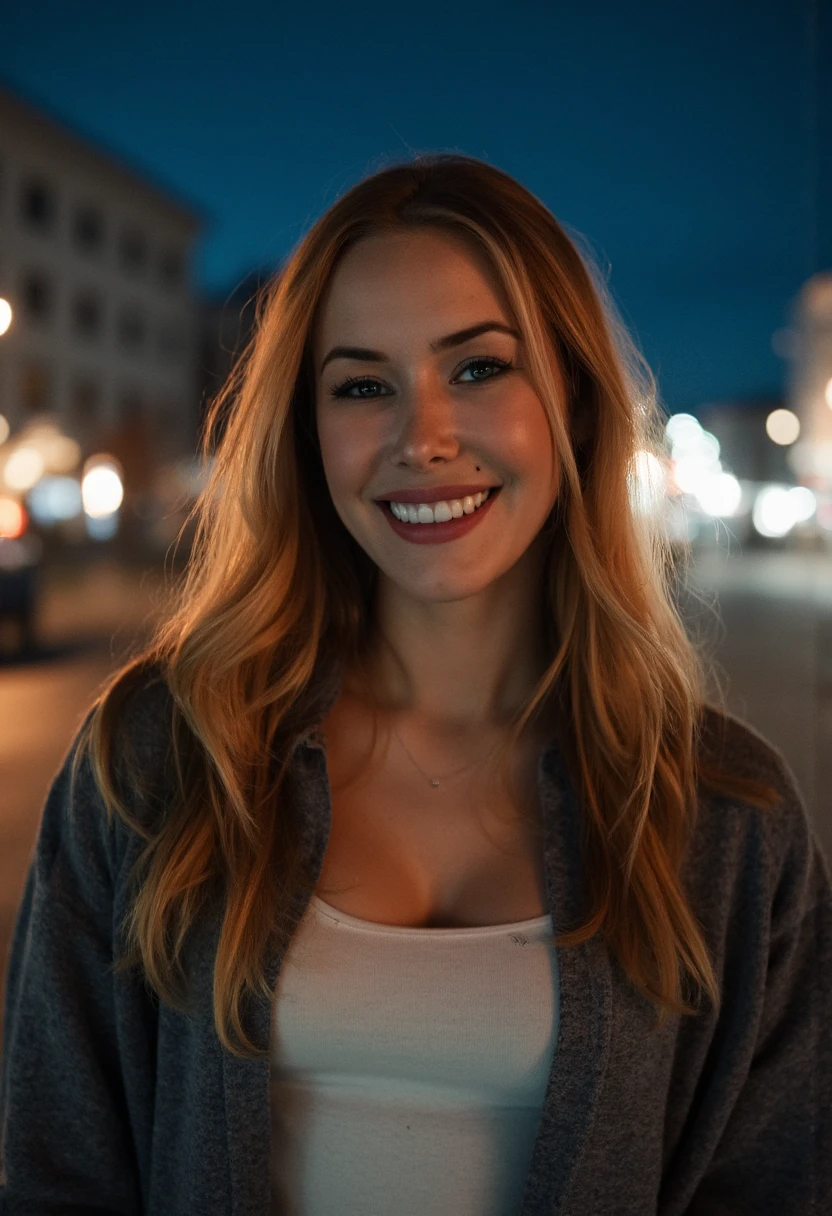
left=376, top=485, right=502, bottom=544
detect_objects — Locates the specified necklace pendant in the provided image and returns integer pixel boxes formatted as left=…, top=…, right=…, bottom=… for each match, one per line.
left=430, top=778, right=440, bottom=788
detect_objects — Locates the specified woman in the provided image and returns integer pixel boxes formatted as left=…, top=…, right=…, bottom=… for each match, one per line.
left=1, top=154, right=829, bottom=1215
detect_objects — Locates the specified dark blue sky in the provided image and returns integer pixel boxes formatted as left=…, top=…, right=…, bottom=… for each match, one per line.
left=2, top=0, right=827, bottom=412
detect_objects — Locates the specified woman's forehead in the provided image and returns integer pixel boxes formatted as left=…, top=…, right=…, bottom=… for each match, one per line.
left=314, top=234, right=514, bottom=351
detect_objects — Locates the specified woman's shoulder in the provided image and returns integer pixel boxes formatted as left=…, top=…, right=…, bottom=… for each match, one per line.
left=77, top=658, right=180, bottom=820
left=81, top=657, right=175, bottom=762
left=109, top=659, right=177, bottom=755
left=693, top=703, right=829, bottom=897
left=32, top=664, right=179, bottom=885
left=696, top=702, right=798, bottom=795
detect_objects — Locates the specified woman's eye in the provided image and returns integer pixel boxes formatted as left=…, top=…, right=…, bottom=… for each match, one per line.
left=458, top=357, right=512, bottom=382
left=328, top=356, right=512, bottom=399
left=328, top=377, right=385, bottom=399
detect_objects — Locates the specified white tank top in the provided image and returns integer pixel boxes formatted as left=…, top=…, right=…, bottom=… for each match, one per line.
left=270, top=894, right=559, bottom=1215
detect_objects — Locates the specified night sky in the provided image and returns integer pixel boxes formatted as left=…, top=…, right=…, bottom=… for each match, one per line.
left=2, top=0, right=827, bottom=412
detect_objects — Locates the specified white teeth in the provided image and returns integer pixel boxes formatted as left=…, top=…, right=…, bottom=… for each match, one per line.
left=390, top=488, right=492, bottom=523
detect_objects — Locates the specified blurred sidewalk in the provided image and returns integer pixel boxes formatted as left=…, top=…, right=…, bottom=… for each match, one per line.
left=684, top=545, right=832, bottom=867
left=34, top=553, right=172, bottom=653
left=0, top=554, right=174, bottom=1048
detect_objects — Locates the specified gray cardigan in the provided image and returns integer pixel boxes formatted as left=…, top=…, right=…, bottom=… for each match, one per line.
left=1, top=666, right=831, bottom=1215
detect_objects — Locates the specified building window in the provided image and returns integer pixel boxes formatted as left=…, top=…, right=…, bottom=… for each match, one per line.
left=70, top=377, right=100, bottom=426
left=72, top=290, right=103, bottom=340
left=21, top=271, right=53, bottom=323
left=117, top=305, right=146, bottom=351
left=20, top=176, right=56, bottom=230
left=21, top=363, right=52, bottom=414
left=119, top=225, right=147, bottom=273
left=74, top=205, right=104, bottom=253
left=160, top=248, right=184, bottom=288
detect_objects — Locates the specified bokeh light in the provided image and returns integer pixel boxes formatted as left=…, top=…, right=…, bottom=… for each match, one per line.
left=694, top=471, right=743, bottom=518
left=0, top=496, right=25, bottom=539
left=81, top=456, right=124, bottom=518
left=787, top=485, right=816, bottom=523
left=41, top=433, right=82, bottom=473
left=3, top=447, right=45, bottom=492
left=752, top=485, right=801, bottom=538
left=27, top=475, right=83, bottom=524
left=765, top=409, right=800, bottom=446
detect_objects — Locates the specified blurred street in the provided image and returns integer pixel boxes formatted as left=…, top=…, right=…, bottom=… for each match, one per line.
left=1, top=545, right=831, bottom=1051
left=683, top=545, right=832, bottom=869
left=0, top=555, right=171, bottom=1042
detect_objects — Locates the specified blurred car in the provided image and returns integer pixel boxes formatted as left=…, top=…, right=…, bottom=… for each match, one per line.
left=0, top=498, right=42, bottom=654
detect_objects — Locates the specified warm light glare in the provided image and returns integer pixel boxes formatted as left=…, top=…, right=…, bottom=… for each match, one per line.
left=3, top=447, right=45, bottom=492
left=16, top=422, right=81, bottom=473
left=765, top=409, right=800, bottom=446
left=0, top=414, right=9, bottom=445
left=0, top=298, right=12, bottom=337
left=826, top=377, right=832, bottom=410
left=82, top=463, right=123, bottom=517
left=42, top=434, right=82, bottom=473
left=0, top=497, right=25, bottom=539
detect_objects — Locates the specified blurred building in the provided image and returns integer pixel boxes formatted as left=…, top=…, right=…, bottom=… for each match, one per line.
left=697, top=394, right=794, bottom=484
left=0, top=84, right=206, bottom=488
left=786, top=273, right=832, bottom=492
left=198, top=268, right=272, bottom=446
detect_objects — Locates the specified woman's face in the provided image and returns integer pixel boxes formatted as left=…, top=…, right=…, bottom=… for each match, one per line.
left=313, top=228, right=562, bottom=602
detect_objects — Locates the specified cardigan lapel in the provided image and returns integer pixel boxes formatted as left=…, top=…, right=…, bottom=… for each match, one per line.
left=518, top=741, right=613, bottom=1213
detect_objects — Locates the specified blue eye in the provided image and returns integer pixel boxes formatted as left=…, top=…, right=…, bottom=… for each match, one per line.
left=328, top=356, right=514, bottom=399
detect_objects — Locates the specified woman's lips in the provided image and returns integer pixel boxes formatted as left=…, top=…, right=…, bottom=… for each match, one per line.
left=378, top=486, right=501, bottom=544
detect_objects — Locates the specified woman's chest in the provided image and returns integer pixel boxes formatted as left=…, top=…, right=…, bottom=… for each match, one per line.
left=315, top=700, right=549, bottom=929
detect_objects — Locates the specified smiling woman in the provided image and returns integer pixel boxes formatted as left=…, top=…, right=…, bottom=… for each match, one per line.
left=1, top=154, right=829, bottom=1216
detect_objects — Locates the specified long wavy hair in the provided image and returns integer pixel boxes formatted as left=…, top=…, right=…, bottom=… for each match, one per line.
left=75, top=153, right=781, bottom=1059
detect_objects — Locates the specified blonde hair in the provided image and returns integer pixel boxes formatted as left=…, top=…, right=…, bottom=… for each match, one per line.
left=76, top=153, right=781, bottom=1058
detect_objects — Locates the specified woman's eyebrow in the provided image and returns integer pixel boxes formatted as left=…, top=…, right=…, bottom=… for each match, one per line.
left=320, top=321, right=521, bottom=374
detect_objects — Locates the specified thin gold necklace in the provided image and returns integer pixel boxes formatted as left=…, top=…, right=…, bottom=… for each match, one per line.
left=389, top=723, right=483, bottom=789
